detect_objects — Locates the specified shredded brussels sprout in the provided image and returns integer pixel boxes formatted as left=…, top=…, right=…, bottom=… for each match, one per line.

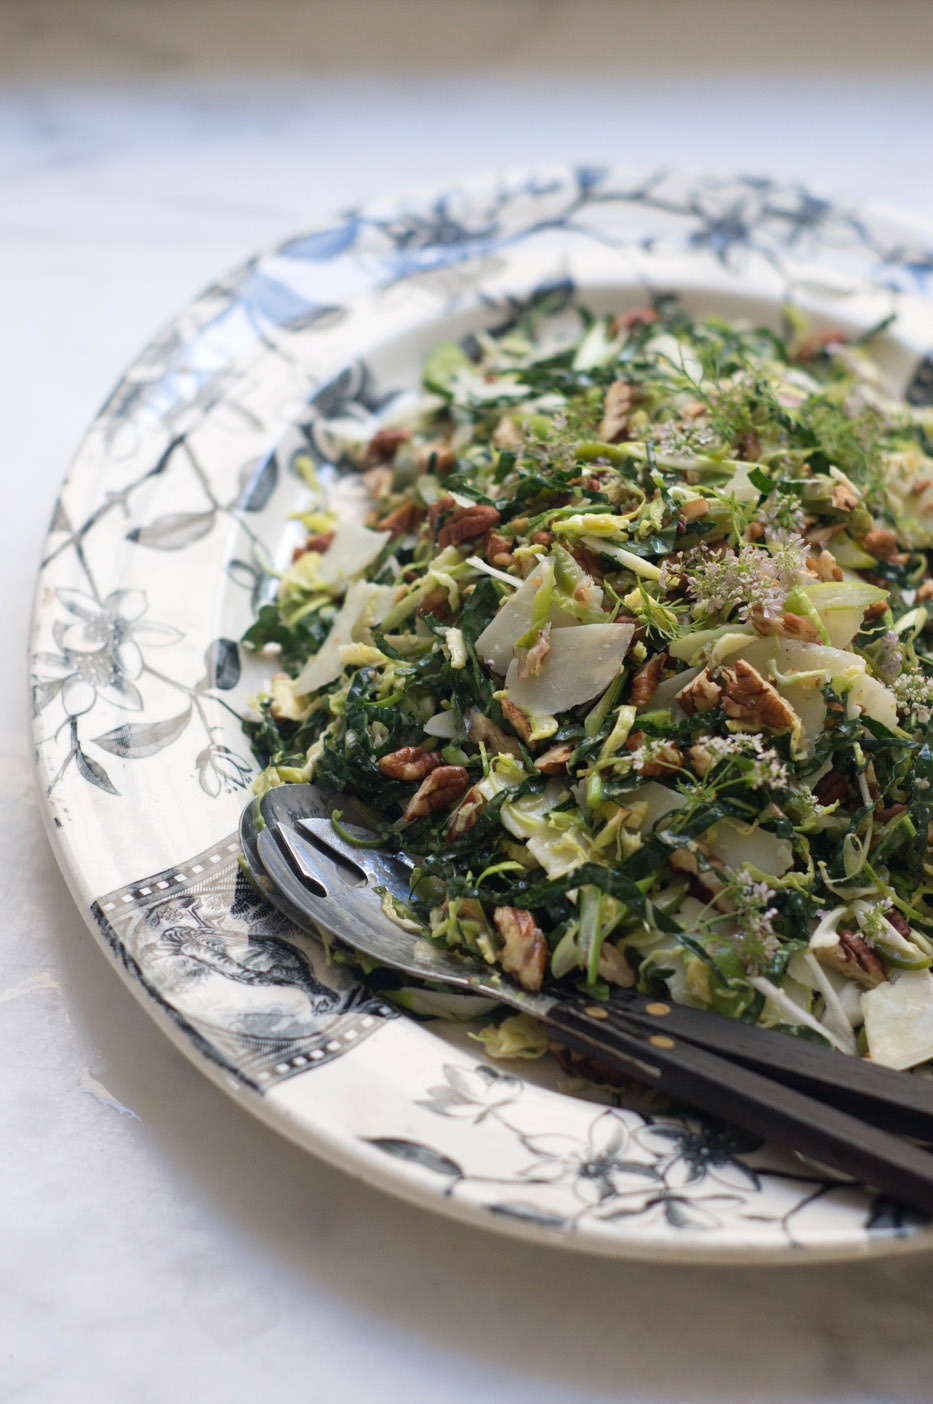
left=244, top=300, right=933, bottom=1071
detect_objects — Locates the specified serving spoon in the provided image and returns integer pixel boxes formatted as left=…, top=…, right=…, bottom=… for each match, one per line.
left=241, top=782, right=933, bottom=1217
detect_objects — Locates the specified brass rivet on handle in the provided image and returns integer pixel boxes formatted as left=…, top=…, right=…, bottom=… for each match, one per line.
left=649, top=1034, right=676, bottom=1050
left=645, top=1001, right=671, bottom=1017
left=584, top=1005, right=609, bottom=1020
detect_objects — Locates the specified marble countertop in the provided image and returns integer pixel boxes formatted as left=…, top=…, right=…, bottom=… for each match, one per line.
left=7, top=3, right=933, bottom=1400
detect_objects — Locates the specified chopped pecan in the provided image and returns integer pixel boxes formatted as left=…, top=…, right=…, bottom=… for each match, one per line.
left=529, top=530, right=554, bottom=547
left=737, top=427, right=761, bottom=462
left=378, top=747, right=442, bottom=781
left=292, top=531, right=334, bottom=561
left=599, top=379, right=637, bottom=442
left=467, top=710, right=522, bottom=760
left=598, top=943, right=635, bottom=988
left=376, top=500, right=425, bottom=536
left=446, top=783, right=487, bottom=841
left=417, top=441, right=455, bottom=475
left=917, top=580, right=933, bottom=602
left=815, top=930, right=887, bottom=988
left=416, top=587, right=451, bottom=621
left=875, top=802, right=907, bottom=824
left=493, top=907, right=548, bottom=992
left=794, top=328, right=847, bottom=361
left=862, top=599, right=889, bottom=622
left=428, top=494, right=456, bottom=528
left=631, top=652, right=668, bottom=706
left=483, top=530, right=514, bottom=567
left=720, top=659, right=798, bottom=730
left=832, top=480, right=860, bottom=512
left=688, top=743, right=713, bottom=777
left=668, top=845, right=732, bottom=911
left=362, top=464, right=393, bottom=501
left=626, top=731, right=683, bottom=776
left=746, top=521, right=765, bottom=542
left=815, top=769, right=848, bottom=805
left=535, top=742, right=575, bottom=774
left=611, top=306, right=659, bottom=333
left=805, top=524, right=845, bottom=548
left=680, top=498, right=710, bottom=523
left=749, top=607, right=823, bottom=642
left=886, top=909, right=913, bottom=940
left=674, top=667, right=722, bottom=716
left=365, top=427, right=410, bottom=463
left=500, top=698, right=533, bottom=744
left=401, top=765, right=470, bottom=822
left=861, top=528, right=905, bottom=563
left=568, top=544, right=605, bottom=578
left=805, top=549, right=843, bottom=582
left=437, top=503, right=502, bottom=549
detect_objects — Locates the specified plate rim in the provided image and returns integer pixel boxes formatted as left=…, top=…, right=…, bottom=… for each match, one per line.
left=31, top=161, right=933, bottom=1263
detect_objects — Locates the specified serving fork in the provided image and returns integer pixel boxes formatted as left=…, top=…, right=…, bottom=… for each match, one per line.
left=241, top=782, right=933, bottom=1217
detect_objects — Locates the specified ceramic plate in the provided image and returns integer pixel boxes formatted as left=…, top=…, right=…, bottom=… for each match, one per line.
left=31, top=165, right=933, bottom=1263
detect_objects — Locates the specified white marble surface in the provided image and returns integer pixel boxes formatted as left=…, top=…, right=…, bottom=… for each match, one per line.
left=7, top=3, right=933, bottom=1400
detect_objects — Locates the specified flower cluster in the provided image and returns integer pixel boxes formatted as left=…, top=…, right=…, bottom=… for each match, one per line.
left=683, top=538, right=806, bottom=621
left=893, top=668, right=933, bottom=723
left=653, top=420, right=716, bottom=456
left=726, top=866, right=781, bottom=971
left=696, top=731, right=790, bottom=788
left=757, top=491, right=806, bottom=539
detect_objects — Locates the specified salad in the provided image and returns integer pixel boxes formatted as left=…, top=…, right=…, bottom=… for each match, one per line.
left=244, top=300, right=933, bottom=1073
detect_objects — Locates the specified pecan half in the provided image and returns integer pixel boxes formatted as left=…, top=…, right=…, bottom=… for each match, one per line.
left=428, top=494, right=456, bottom=527
left=720, top=659, right=798, bottom=730
left=401, top=765, right=470, bottom=822
left=815, top=930, right=887, bottom=988
left=749, top=607, right=822, bottom=642
left=631, top=652, right=668, bottom=706
left=437, top=503, right=502, bottom=549
left=378, top=747, right=442, bottom=781
left=675, top=667, right=722, bottom=716
left=493, top=907, right=548, bottom=992
left=535, top=742, right=575, bottom=774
